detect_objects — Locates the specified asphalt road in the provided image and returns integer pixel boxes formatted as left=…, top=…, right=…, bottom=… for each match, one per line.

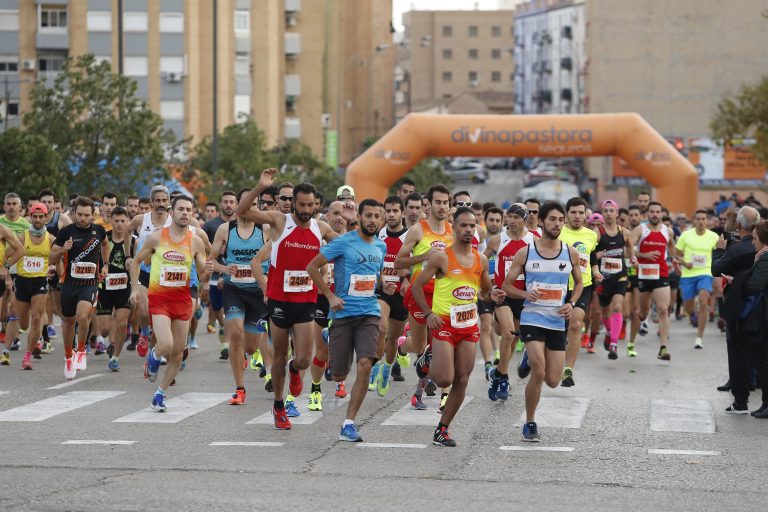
left=0, top=316, right=766, bottom=512
left=452, top=169, right=526, bottom=206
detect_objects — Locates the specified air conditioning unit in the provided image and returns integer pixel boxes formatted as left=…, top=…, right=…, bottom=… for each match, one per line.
left=21, top=59, right=35, bottom=71
left=166, top=72, right=181, bottom=83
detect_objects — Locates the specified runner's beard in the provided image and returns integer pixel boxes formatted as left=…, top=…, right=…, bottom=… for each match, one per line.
left=297, top=212, right=312, bottom=222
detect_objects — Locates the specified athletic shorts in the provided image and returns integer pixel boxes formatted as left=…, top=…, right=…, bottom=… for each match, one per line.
left=680, top=275, right=713, bottom=302
left=520, top=324, right=566, bottom=351
left=328, top=315, right=380, bottom=377
left=223, top=284, right=265, bottom=333
left=139, top=269, right=150, bottom=288
left=96, top=287, right=131, bottom=315
left=314, top=294, right=330, bottom=327
left=148, top=293, right=192, bottom=321
left=627, top=275, right=638, bottom=293
left=0, top=278, right=4, bottom=296
left=495, top=296, right=524, bottom=320
left=433, top=318, right=481, bottom=347
left=596, top=277, right=628, bottom=308
left=376, top=290, right=409, bottom=322
left=60, top=284, right=98, bottom=318
left=477, top=299, right=494, bottom=316
left=209, top=278, right=223, bottom=311
left=13, top=276, right=48, bottom=303
left=267, top=298, right=314, bottom=329
left=668, top=270, right=681, bottom=290
left=565, top=285, right=593, bottom=312
left=637, top=278, right=670, bottom=293
left=403, top=287, right=433, bottom=325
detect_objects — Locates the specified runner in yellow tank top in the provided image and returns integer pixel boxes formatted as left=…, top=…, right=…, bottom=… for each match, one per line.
left=0, top=220, right=25, bottom=365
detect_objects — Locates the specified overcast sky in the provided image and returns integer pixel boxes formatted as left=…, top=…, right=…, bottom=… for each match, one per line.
left=392, top=0, right=513, bottom=31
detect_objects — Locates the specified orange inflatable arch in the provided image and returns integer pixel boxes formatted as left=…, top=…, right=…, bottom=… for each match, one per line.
left=346, top=113, right=699, bottom=215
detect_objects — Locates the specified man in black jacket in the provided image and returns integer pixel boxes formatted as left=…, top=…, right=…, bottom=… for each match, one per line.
left=711, top=206, right=759, bottom=411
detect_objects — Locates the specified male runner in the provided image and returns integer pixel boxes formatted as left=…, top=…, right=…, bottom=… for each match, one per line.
left=130, top=195, right=208, bottom=411
left=95, top=192, right=118, bottom=232
left=524, top=198, right=542, bottom=236
left=675, top=209, right=719, bottom=349
left=504, top=200, right=582, bottom=442
left=625, top=205, right=644, bottom=346
left=307, top=199, right=394, bottom=442
left=126, top=196, right=140, bottom=220
left=49, top=196, right=109, bottom=380
left=411, top=207, right=502, bottom=446
left=479, top=206, right=504, bottom=373
left=0, top=221, right=25, bottom=365
left=404, top=192, right=424, bottom=229
left=397, top=179, right=416, bottom=202
left=40, top=189, right=72, bottom=343
left=1, top=193, right=31, bottom=354
left=275, top=182, right=294, bottom=215
left=204, top=203, right=218, bottom=221
left=636, top=191, right=651, bottom=219
left=138, top=198, right=151, bottom=215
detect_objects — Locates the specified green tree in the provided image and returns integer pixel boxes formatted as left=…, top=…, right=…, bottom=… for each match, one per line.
left=23, top=54, right=178, bottom=197
left=391, top=159, right=454, bottom=194
left=711, top=75, right=768, bottom=166
left=0, top=128, right=64, bottom=200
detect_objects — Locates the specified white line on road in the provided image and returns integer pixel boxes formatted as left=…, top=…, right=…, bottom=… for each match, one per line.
left=48, top=374, right=106, bottom=390
left=113, top=393, right=229, bottom=424
left=62, top=440, right=136, bottom=445
left=0, top=391, right=125, bottom=422
left=515, top=397, right=590, bottom=429
left=358, top=443, right=427, bottom=449
left=381, top=396, right=473, bottom=426
left=648, top=449, right=720, bottom=456
left=500, top=446, right=575, bottom=452
left=247, top=395, right=349, bottom=425
left=650, top=400, right=715, bottom=433
left=0, top=391, right=9, bottom=395
left=209, top=441, right=284, bottom=447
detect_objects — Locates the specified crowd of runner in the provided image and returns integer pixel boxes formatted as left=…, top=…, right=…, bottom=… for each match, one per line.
left=1, top=173, right=766, bottom=447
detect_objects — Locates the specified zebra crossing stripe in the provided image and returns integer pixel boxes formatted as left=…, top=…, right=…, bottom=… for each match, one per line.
left=648, top=449, right=720, bottom=456
left=112, top=393, right=229, bottom=424
left=62, top=440, right=136, bottom=445
left=650, top=400, right=715, bottom=433
left=210, top=441, right=284, bottom=447
left=0, top=391, right=125, bottom=422
left=381, top=396, right=473, bottom=426
left=247, top=395, right=349, bottom=425
left=515, top=397, right=590, bottom=429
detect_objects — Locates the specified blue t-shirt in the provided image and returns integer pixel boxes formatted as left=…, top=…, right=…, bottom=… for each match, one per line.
left=320, top=230, right=386, bottom=319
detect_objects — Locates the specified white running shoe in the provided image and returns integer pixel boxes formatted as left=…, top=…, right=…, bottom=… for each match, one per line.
left=64, top=357, right=76, bottom=380
left=74, top=351, right=87, bottom=371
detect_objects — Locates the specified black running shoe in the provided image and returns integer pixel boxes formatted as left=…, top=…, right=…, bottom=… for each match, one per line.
left=415, top=345, right=431, bottom=379
left=391, top=362, right=404, bottom=382
left=433, top=426, right=456, bottom=447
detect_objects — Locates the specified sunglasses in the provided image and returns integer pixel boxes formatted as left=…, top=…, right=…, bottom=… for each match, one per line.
left=260, top=200, right=276, bottom=207
left=454, top=201, right=471, bottom=207
left=527, top=209, right=539, bottom=214
left=278, top=195, right=293, bottom=202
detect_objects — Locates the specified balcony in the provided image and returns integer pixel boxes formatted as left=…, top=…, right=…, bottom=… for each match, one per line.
left=285, top=0, right=300, bottom=13
left=284, top=74, right=301, bottom=96
left=560, top=56, right=572, bottom=71
left=284, top=33, right=301, bottom=58
left=284, top=117, right=301, bottom=139
left=562, top=25, right=572, bottom=39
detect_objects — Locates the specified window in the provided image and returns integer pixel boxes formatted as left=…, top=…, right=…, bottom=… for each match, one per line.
left=442, top=49, right=452, bottom=59
left=1, top=100, right=19, bottom=118
left=159, top=12, right=184, bottom=33
left=124, top=56, right=148, bottom=76
left=39, top=5, right=67, bottom=29
left=235, top=10, right=249, bottom=33
left=442, top=71, right=452, bottom=82
left=468, top=25, right=478, bottom=37
left=491, top=48, right=501, bottom=59
left=510, top=72, right=515, bottom=81
left=468, top=71, right=477, bottom=82
left=87, top=11, right=111, bottom=31
left=468, top=49, right=478, bottom=59
left=491, top=71, right=501, bottom=82
left=492, top=25, right=501, bottom=37
left=160, top=56, right=184, bottom=74
left=0, top=10, right=19, bottom=31
left=123, top=12, right=148, bottom=32
left=94, top=55, right=112, bottom=67
left=442, top=25, right=452, bottom=37
left=234, top=95, right=251, bottom=119
left=38, top=55, right=66, bottom=73
left=235, top=54, right=249, bottom=76
left=0, top=57, right=19, bottom=73
left=160, top=100, right=184, bottom=120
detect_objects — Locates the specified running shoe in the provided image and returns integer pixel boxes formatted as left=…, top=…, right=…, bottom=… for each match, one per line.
left=137, top=334, right=149, bottom=357
left=206, top=323, right=216, bottom=334
left=218, top=327, right=226, bottom=344
left=74, top=351, right=87, bottom=371
left=264, top=374, right=274, bottom=392
left=608, top=343, right=618, bottom=360
left=219, top=342, right=229, bottom=360
left=522, top=421, right=541, bottom=442
left=638, top=319, right=649, bottom=336
left=108, top=357, right=120, bottom=372
left=438, top=393, right=448, bottom=413
left=497, top=376, right=510, bottom=400
left=288, top=360, right=303, bottom=397
left=258, top=365, right=267, bottom=379
left=285, top=396, right=301, bottom=417
left=335, top=382, right=347, bottom=399
left=308, top=391, right=323, bottom=411
left=321, top=327, right=329, bottom=344
left=188, top=337, right=199, bottom=350
left=228, top=388, right=246, bottom=405
left=627, top=343, right=638, bottom=357
left=433, top=426, right=456, bottom=447
left=47, top=325, right=57, bottom=339
left=126, top=338, right=137, bottom=351
left=488, top=369, right=501, bottom=401
left=64, top=356, right=76, bottom=380
left=339, top=423, right=363, bottom=442
left=377, top=364, right=392, bottom=397
left=145, top=348, right=161, bottom=382
left=587, top=342, right=595, bottom=354
left=724, top=403, right=748, bottom=415
left=368, top=361, right=381, bottom=392
left=493, top=349, right=500, bottom=366
left=106, top=342, right=115, bottom=358
left=41, top=340, right=54, bottom=354
left=690, top=313, right=698, bottom=328
left=694, top=337, right=703, bottom=349
left=580, top=335, right=589, bottom=348
left=250, top=349, right=263, bottom=371
left=391, top=361, right=404, bottom=382
left=603, top=334, right=610, bottom=352
left=561, top=367, right=575, bottom=387
left=10, top=338, right=20, bottom=351
left=396, top=351, right=410, bottom=369
left=95, top=338, right=107, bottom=356
left=33, top=341, right=42, bottom=359
left=657, top=346, right=671, bottom=361
left=425, top=379, right=437, bottom=397
left=411, top=394, right=427, bottom=410
left=324, top=367, right=333, bottom=381
left=194, top=305, right=204, bottom=320
left=273, top=407, right=291, bottom=430
left=515, top=340, right=524, bottom=352
left=517, top=349, right=531, bottom=379
left=151, top=393, right=167, bottom=412
left=619, top=322, right=627, bottom=340
left=484, top=361, right=493, bottom=381
left=0, top=350, right=9, bottom=366
left=21, top=352, right=32, bottom=370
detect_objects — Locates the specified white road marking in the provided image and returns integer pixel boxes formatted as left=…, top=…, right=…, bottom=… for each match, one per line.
left=358, top=443, right=427, bottom=449
left=112, top=393, right=229, bottom=424
left=515, top=397, right=590, bottom=428
left=650, top=399, right=715, bottom=433
left=648, top=449, right=720, bottom=456
left=48, top=374, right=106, bottom=390
left=247, top=395, right=349, bottom=425
left=209, top=441, right=284, bottom=447
left=62, top=440, right=136, bottom=445
left=0, top=391, right=9, bottom=395
left=0, top=391, right=125, bottom=422
left=381, top=396, right=473, bottom=426
left=499, top=446, right=575, bottom=452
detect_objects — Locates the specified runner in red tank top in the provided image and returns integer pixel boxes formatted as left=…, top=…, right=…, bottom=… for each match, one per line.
left=236, top=169, right=355, bottom=430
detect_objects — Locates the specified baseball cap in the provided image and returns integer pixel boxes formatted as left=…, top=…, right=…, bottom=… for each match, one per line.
left=336, top=185, right=355, bottom=199
left=588, top=212, right=604, bottom=224
left=29, top=202, right=48, bottom=215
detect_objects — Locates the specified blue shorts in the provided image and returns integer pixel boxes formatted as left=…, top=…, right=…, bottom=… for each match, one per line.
left=209, top=281, right=223, bottom=311
left=680, top=275, right=713, bottom=302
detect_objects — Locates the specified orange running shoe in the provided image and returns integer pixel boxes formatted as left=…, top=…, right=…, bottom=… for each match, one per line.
left=580, top=333, right=589, bottom=348
left=228, top=388, right=246, bottom=405
left=619, top=322, right=627, bottom=340
left=273, top=407, right=291, bottom=430
left=335, top=381, right=347, bottom=398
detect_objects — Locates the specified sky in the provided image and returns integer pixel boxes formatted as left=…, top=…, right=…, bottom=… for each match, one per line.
left=392, top=0, right=518, bottom=31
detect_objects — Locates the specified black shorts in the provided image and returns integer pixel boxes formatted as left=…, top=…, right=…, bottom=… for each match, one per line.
left=668, top=271, right=681, bottom=290
left=267, top=298, right=315, bottom=329
left=223, top=284, right=265, bottom=332
left=637, top=278, right=670, bottom=293
left=597, top=277, right=628, bottom=308
left=520, top=324, right=566, bottom=351
left=314, top=294, right=330, bottom=327
left=477, top=299, right=494, bottom=316
left=627, top=274, right=638, bottom=292
left=13, top=276, right=48, bottom=303
left=97, top=287, right=131, bottom=315
left=495, top=296, right=524, bottom=320
left=60, top=284, right=98, bottom=318
left=376, top=290, right=409, bottom=322
left=566, top=285, right=593, bottom=312
left=0, top=278, right=4, bottom=296
left=139, top=269, right=150, bottom=288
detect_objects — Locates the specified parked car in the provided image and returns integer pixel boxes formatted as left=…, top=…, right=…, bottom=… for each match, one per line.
left=446, top=164, right=488, bottom=183
left=519, top=179, right=579, bottom=204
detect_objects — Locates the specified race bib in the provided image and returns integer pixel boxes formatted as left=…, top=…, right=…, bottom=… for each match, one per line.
left=579, top=256, right=589, bottom=275
left=283, top=270, right=312, bottom=293
left=71, top=261, right=97, bottom=279
left=231, top=264, right=255, bottom=284
left=691, top=254, right=707, bottom=268
left=638, top=264, right=660, bottom=280
left=105, top=272, right=129, bottom=290
left=327, top=262, right=335, bottom=286
left=534, top=282, right=567, bottom=307
left=22, top=256, right=45, bottom=274
left=349, top=274, right=376, bottom=297
left=600, top=257, right=623, bottom=275
left=505, top=260, right=525, bottom=281
left=449, top=303, right=478, bottom=328
left=382, top=261, right=400, bottom=283
left=160, top=265, right=187, bottom=287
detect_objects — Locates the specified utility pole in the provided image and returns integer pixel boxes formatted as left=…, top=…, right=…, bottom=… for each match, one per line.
left=117, top=0, right=123, bottom=74
left=212, top=0, right=218, bottom=177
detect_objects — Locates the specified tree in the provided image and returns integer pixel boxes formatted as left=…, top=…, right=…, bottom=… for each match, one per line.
left=390, top=159, right=454, bottom=194
left=0, top=128, right=64, bottom=200
left=711, top=75, right=768, bottom=166
left=23, top=54, right=178, bottom=197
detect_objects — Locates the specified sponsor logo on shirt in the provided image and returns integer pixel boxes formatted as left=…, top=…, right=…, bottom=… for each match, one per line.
left=163, top=251, right=185, bottom=262
left=453, top=286, right=476, bottom=301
